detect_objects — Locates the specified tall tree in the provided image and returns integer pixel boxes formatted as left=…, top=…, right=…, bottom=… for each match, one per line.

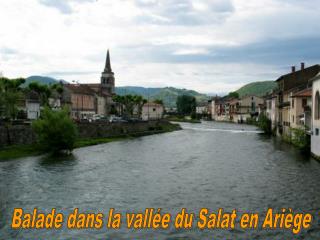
left=112, top=95, right=125, bottom=116
left=154, top=99, right=164, bottom=105
left=112, top=94, right=147, bottom=118
left=227, top=91, right=239, bottom=99
left=176, top=95, right=196, bottom=116
left=0, top=79, right=5, bottom=116
left=0, top=77, right=25, bottom=145
left=27, top=82, right=52, bottom=106
left=123, top=95, right=136, bottom=117
left=134, top=95, right=147, bottom=118
left=0, top=77, right=25, bottom=119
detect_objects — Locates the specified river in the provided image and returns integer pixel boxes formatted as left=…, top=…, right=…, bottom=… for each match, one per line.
left=0, top=121, right=319, bottom=239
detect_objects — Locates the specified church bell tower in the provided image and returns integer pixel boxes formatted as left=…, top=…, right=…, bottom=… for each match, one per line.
left=101, top=50, right=115, bottom=94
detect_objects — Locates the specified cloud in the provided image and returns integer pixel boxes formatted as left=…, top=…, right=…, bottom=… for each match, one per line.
left=0, top=47, right=18, bottom=55
left=173, top=48, right=210, bottom=55
left=45, top=71, right=97, bottom=76
left=111, top=35, right=320, bottom=68
left=134, top=0, right=234, bottom=25
left=38, top=0, right=94, bottom=14
left=1, top=0, right=320, bottom=94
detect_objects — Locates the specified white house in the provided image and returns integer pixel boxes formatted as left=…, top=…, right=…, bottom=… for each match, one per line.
left=311, top=73, right=320, bottom=158
left=196, top=104, right=207, bottom=114
left=26, top=91, right=40, bottom=120
left=49, top=95, right=61, bottom=110
left=266, top=94, right=278, bottom=129
left=142, top=102, right=164, bottom=120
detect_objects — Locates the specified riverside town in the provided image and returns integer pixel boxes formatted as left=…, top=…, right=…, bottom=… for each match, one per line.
left=2, top=55, right=320, bottom=159
left=1, top=1, right=320, bottom=239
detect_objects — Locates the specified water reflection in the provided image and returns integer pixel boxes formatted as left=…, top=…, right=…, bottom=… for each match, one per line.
left=39, top=153, right=77, bottom=167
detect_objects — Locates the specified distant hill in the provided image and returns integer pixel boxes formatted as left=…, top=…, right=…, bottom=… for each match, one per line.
left=23, top=76, right=277, bottom=105
left=236, top=81, right=277, bottom=97
left=116, top=86, right=209, bottom=108
left=23, top=77, right=208, bottom=108
left=23, top=76, right=68, bottom=87
left=115, top=86, right=162, bottom=96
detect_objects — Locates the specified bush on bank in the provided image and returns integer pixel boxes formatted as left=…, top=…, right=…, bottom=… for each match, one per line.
left=284, top=127, right=310, bottom=152
left=257, top=114, right=272, bottom=134
left=32, top=107, right=78, bottom=153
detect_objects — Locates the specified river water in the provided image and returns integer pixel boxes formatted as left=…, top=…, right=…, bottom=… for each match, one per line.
left=0, top=121, right=319, bottom=239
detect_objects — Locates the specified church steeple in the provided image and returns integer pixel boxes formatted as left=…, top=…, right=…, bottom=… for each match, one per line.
left=104, top=49, right=112, bottom=73
left=101, top=49, right=115, bottom=94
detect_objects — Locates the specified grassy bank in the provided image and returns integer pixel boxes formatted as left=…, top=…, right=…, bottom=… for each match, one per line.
left=0, top=122, right=181, bottom=160
left=75, top=136, right=130, bottom=148
left=0, top=145, right=43, bottom=160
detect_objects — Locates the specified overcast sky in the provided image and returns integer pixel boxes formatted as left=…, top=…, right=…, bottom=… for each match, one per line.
left=0, top=0, right=320, bottom=94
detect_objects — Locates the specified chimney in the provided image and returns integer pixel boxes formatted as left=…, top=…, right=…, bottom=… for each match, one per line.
left=301, top=62, right=305, bottom=71
left=291, top=66, right=295, bottom=73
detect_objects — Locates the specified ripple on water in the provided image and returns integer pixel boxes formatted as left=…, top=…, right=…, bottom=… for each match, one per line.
left=0, top=121, right=320, bottom=239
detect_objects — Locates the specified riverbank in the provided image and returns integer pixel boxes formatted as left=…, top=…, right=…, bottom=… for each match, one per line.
left=0, top=121, right=181, bottom=160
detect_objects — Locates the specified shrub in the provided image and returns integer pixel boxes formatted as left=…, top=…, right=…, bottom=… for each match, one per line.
left=257, top=114, right=272, bottom=134
left=290, top=127, right=310, bottom=152
left=246, top=117, right=256, bottom=125
left=190, top=111, right=197, bottom=119
left=32, top=107, right=78, bottom=153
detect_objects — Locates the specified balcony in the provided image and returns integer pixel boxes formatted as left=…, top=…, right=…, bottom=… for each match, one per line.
left=278, top=101, right=290, bottom=108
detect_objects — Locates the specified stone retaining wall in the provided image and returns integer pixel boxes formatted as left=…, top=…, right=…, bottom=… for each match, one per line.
left=0, top=120, right=172, bottom=147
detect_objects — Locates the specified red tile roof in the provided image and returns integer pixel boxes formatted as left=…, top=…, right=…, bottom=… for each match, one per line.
left=291, top=88, right=312, bottom=97
left=143, top=102, right=163, bottom=107
left=276, top=64, right=320, bottom=92
left=64, top=84, right=96, bottom=95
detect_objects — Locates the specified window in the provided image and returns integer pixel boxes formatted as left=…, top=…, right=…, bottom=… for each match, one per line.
left=153, top=108, right=156, bottom=112
left=316, top=128, right=319, bottom=136
left=292, top=115, right=295, bottom=123
left=279, top=95, right=283, bottom=103
left=302, top=98, right=307, bottom=108
left=292, top=99, right=294, bottom=108
left=251, top=102, right=256, bottom=112
left=315, top=91, right=320, bottom=120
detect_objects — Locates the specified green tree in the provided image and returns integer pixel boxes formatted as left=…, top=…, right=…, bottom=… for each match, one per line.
left=122, top=94, right=135, bottom=117
left=134, top=95, right=147, bottom=118
left=0, top=77, right=25, bottom=119
left=112, top=95, right=124, bottom=116
left=50, top=83, right=64, bottom=94
left=176, top=95, right=196, bottom=116
left=32, top=107, right=78, bottom=153
left=0, top=80, right=4, bottom=116
left=153, top=99, right=164, bottom=105
left=27, top=82, right=52, bottom=106
left=227, top=91, right=239, bottom=99
left=113, top=94, right=147, bottom=118
left=290, top=127, right=310, bottom=152
left=257, top=113, right=272, bottom=134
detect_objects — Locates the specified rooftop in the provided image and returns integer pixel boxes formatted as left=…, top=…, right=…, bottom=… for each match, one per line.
left=143, top=102, right=163, bottom=107
left=64, top=84, right=96, bottom=95
left=276, top=64, right=320, bottom=92
left=291, top=88, right=312, bottom=98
